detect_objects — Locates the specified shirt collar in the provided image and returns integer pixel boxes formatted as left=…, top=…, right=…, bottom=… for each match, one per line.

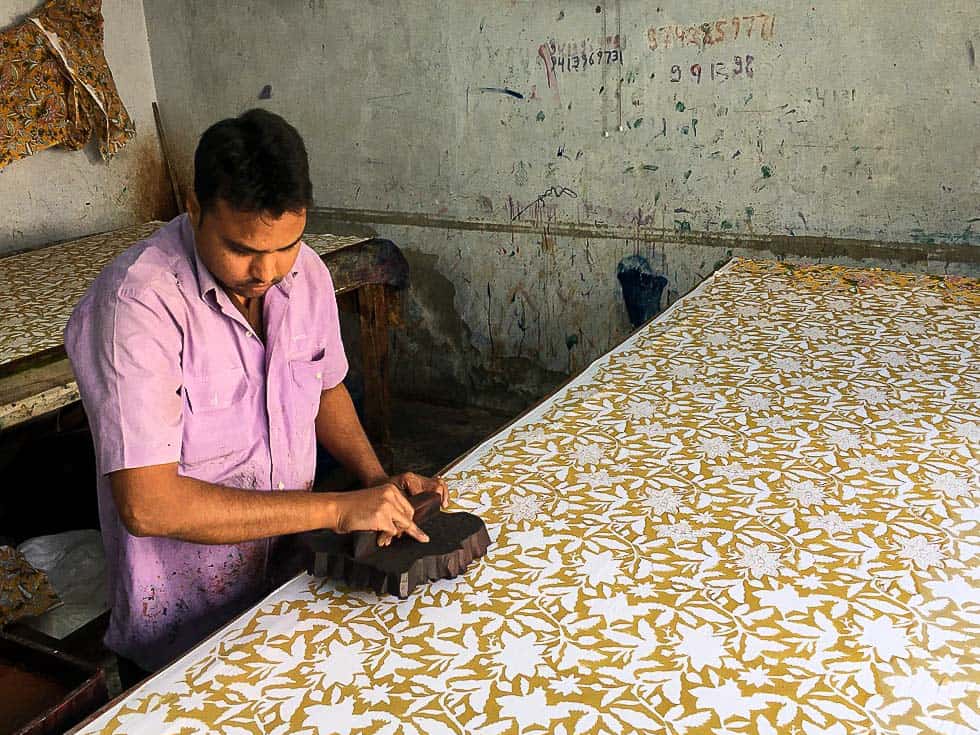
left=276, top=261, right=300, bottom=297
left=180, top=214, right=221, bottom=306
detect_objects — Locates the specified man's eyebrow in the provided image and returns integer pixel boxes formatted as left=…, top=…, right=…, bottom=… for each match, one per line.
left=223, top=234, right=303, bottom=254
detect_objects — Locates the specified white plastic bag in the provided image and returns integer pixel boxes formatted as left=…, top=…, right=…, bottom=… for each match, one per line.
left=18, top=529, right=107, bottom=639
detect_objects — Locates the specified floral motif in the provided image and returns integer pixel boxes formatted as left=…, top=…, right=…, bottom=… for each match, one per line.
left=735, top=543, right=782, bottom=578
left=643, top=488, right=683, bottom=515
left=786, top=480, right=826, bottom=507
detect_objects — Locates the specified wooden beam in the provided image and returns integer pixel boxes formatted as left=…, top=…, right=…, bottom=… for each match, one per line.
left=357, top=283, right=393, bottom=464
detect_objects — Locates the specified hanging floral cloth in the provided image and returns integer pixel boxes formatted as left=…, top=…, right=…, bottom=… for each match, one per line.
left=0, top=0, right=135, bottom=170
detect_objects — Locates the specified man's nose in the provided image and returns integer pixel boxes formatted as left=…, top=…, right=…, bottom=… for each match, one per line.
left=250, top=254, right=277, bottom=283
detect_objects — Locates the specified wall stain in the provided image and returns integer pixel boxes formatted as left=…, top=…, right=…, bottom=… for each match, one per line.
left=132, top=136, right=178, bottom=222
left=391, top=251, right=565, bottom=412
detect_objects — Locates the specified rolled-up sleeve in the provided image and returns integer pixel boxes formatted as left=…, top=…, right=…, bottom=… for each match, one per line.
left=65, top=283, right=184, bottom=474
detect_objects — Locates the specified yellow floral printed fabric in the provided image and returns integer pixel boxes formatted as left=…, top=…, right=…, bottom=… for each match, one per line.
left=76, top=259, right=979, bottom=735
left=0, top=222, right=162, bottom=368
left=0, top=225, right=368, bottom=369
left=0, top=0, right=135, bottom=169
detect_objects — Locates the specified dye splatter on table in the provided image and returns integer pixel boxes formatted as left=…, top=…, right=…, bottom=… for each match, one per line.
left=73, top=258, right=979, bottom=735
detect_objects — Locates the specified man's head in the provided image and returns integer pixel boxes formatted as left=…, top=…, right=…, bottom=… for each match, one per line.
left=187, top=109, right=313, bottom=301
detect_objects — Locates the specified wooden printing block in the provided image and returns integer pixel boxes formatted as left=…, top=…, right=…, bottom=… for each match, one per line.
left=302, top=492, right=491, bottom=598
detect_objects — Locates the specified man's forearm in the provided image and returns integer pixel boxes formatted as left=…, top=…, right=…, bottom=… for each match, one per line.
left=166, top=477, right=339, bottom=543
left=315, top=383, right=387, bottom=486
left=111, top=465, right=341, bottom=544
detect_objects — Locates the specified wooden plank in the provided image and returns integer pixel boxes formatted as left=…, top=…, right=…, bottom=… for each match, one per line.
left=323, top=238, right=409, bottom=295
left=357, top=283, right=393, bottom=456
left=0, top=358, right=78, bottom=431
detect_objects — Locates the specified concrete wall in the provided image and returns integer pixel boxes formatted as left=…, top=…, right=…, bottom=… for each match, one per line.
left=0, top=0, right=172, bottom=254
left=143, top=0, right=980, bottom=411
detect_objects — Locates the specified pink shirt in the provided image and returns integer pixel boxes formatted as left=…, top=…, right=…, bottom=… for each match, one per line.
left=64, top=214, right=347, bottom=670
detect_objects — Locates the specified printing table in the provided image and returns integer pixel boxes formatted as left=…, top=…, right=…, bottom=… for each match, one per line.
left=70, top=258, right=980, bottom=735
left=0, top=222, right=408, bottom=448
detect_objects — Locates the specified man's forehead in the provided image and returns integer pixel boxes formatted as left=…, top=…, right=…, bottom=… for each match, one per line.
left=206, top=200, right=307, bottom=250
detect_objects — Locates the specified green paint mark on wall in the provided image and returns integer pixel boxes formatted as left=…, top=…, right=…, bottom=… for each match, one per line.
left=761, top=165, right=773, bottom=178
left=909, top=227, right=980, bottom=245
left=684, top=170, right=692, bottom=181
left=675, top=101, right=685, bottom=112
left=536, top=110, right=546, bottom=121
left=641, top=164, right=659, bottom=172
left=624, top=166, right=636, bottom=173
left=654, top=191, right=661, bottom=204
left=745, top=206, right=755, bottom=219
left=675, top=220, right=692, bottom=232
left=721, top=220, right=734, bottom=230
left=633, top=117, right=643, bottom=127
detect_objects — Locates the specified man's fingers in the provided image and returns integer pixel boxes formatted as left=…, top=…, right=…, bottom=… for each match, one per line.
left=394, top=490, right=416, bottom=519
left=389, top=473, right=450, bottom=507
left=381, top=483, right=414, bottom=518
left=434, top=476, right=449, bottom=507
left=405, top=473, right=425, bottom=495
left=402, top=521, right=430, bottom=544
left=377, top=516, right=428, bottom=546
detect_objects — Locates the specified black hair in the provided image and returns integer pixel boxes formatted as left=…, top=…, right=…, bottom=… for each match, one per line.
left=193, top=108, right=313, bottom=222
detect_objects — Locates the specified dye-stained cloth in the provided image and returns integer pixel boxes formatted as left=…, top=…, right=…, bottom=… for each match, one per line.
left=0, top=0, right=135, bottom=169
left=0, top=545, right=60, bottom=627
left=64, top=214, right=348, bottom=671
left=74, top=259, right=978, bottom=735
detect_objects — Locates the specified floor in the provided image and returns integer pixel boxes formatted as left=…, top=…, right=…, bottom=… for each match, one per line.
left=2, top=397, right=513, bottom=699
left=388, top=399, right=512, bottom=478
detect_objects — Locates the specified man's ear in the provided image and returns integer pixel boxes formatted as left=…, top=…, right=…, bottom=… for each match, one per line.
left=186, top=192, right=200, bottom=224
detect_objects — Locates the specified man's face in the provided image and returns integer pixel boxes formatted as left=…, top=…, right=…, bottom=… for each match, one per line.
left=187, top=196, right=306, bottom=302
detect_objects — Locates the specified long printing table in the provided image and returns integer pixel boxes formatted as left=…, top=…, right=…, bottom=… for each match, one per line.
left=0, top=222, right=408, bottom=446
left=72, top=258, right=978, bottom=735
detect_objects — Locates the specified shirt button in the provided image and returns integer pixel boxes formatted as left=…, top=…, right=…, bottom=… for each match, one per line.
left=277, top=481, right=285, bottom=490
left=315, top=372, right=322, bottom=380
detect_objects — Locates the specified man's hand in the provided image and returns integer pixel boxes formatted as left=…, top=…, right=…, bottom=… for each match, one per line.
left=373, top=472, right=449, bottom=548
left=388, top=472, right=450, bottom=508
left=330, top=483, right=430, bottom=544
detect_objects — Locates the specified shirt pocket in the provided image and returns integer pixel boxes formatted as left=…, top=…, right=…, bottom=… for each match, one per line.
left=288, top=349, right=328, bottom=431
left=181, top=366, right=251, bottom=469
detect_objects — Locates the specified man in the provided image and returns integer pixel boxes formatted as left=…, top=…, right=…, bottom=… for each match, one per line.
left=65, top=109, right=447, bottom=683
